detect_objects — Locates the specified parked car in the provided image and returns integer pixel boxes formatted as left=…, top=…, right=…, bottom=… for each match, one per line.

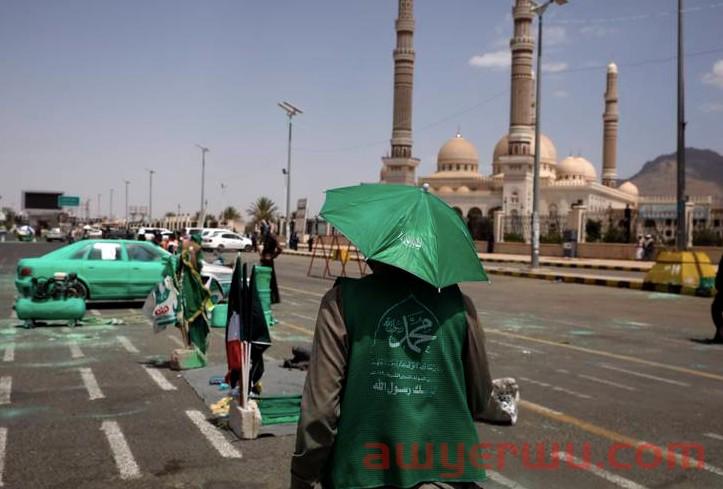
left=203, top=232, right=252, bottom=252
left=15, top=239, right=233, bottom=301
left=46, top=228, right=68, bottom=242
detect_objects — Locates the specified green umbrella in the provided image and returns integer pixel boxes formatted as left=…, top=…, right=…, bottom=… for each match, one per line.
left=320, top=183, right=489, bottom=289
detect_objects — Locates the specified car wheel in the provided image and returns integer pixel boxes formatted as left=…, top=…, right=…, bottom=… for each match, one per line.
left=67, top=281, right=89, bottom=301
left=243, top=245, right=252, bottom=252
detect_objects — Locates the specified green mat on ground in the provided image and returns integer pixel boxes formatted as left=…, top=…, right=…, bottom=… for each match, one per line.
left=256, top=395, right=302, bottom=425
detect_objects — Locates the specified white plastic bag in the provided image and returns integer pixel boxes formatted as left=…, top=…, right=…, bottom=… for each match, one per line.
left=143, top=276, right=178, bottom=333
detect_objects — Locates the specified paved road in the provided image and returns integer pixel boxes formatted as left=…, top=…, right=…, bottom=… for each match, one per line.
left=0, top=244, right=722, bottom=488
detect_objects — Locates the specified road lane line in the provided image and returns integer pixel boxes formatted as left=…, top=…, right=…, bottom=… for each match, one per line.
left=0, top=378, right=10, bottom=405
left=578, top=374, right=637, bottom=392
left=704, top=433, right=723, bottom=441
left=0, top=427, right=6, bottom=487
left=90, top=309, right=101, bottom=317
left=79, top=368, right=104, bottom=400
left=520, top=376, right=592, bottom=400
left=286, top=300, right=302, bottom=307
left=279, top=285, right=324, bottom=298
left=69, top=342, right=84, bottom=359
left=486, top=328, right=723, bottom=382
left=290, top=312, right=315, bottom=322
left=117, top=336, right=139, bottom=354
left=521, top=400, right=723, bottom=478
left=489, top=339, right=543, bottom=354
left=2, top=345, right=14, bottom=363
left=277, top=320, right=314, bottom=336
left=598, top=364, right=690, bottom=387
left=551, top=452, right=648, bottom=489
left=185, top=410, right=242, bottom=458
left=486, top=470, right=529, bottom=489
left=143, top=367, right=176, bottom=391
left=100, top=421, right=141, bottom=480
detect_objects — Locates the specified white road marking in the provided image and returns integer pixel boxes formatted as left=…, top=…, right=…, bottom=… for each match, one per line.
left=290, top=312, right=315, bottom=321
left=488, top=339, right=543, bottom=354
left=90, top=309, right=101, bottom=317
left=69, top=342, right=84, bottom=359
left=487, top=470, right=529, bottom=489
left=0, top=427, right=6, bottom=487
left=185, top=410, right=242, bottom=458
left=578, top=374, right=637, bottom=392
left=520, top=376, right=593, bottom=400
left=0, top=378, right=10, bottom=405
left=143, top=367, right=177, bottom=391
left=79, top=368, right=104, bottom=400
left=100, top=421, right=141, bottom=480
left=552, top=452, right=648, bottom=489
left=117, top=336, right=139, bottom=354
left=599, top=364, right=690, bottom=387
left=168, top=335, right=184, bottom=347
left=705, top=432, right=723, bottom=441
left=2, top=345, right=14, bottom=363
left=286, top=300, right=301, bottom=307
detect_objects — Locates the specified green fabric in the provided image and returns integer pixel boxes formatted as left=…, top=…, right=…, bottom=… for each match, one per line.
left=253, top=265, right=275, bottom=327
left=178, top=245, right=212, bottom=353
left=328, top=273, right=486, bottom=489
left=257, top=395, right=301, bottom=425
left=320, top=184, right=488, bottom=289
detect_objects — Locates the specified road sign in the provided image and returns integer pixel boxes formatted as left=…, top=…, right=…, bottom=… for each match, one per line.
left=58, top=196, right=80, bottom=207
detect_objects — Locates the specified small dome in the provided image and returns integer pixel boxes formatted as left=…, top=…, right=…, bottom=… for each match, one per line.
left=608, top=62, right=618, bottom=74
left=493, top=133, right=557, bottom=165
left=438, top=185, right=453, bottom=193
left=557, top=156, right=597, bottom=182
left=437, top=133, right=479, bottom=172
left=456, top=185, right=471, bottom=193
left=618, top=181, right=639, bottom=196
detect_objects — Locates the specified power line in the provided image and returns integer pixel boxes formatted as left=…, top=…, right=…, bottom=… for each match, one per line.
left=548, top=0, right=723, bottom=25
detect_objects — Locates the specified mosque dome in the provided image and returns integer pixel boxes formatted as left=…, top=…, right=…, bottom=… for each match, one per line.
left=438, top=185, right=453, bottom=193
left=492, top=133, right=557, bottom=166
left=437, top=133, right=479, bottom=173
left=618, top=181, right=639, bottom=196
left=456, top=185, right=471, bottom=193
left=557, top=156, right=597, bottom=182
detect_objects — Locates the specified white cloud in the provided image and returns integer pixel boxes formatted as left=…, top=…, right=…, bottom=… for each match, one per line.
left=579, top=25, right=618, bottom=38
left=702, top=60, right=723, bottom=88
left=553, top=90, right=569, bottom=98
left=542, top=62, right=568, bottom=73
left=545, top=26, right=568, bottom=46
left=700, top=102, right=723, bottom=113
left=468, top=50, right=511, bottom=70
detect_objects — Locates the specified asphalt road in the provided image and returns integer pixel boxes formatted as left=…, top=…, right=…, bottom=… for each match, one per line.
left=0, top=243, right=722, bottom=488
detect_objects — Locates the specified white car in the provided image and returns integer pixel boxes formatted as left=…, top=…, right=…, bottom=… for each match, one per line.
left=136, top=227, right=171, bottom=241
left=203, top=232, right=252, bottom=252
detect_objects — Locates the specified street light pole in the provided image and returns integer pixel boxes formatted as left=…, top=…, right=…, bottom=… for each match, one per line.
left=147, top=169, right=155, bottom=225
left=530, top=0, right=568, bottom=269
left=278, top=101, right=303, bottom=244
left=676, top=0, right=687, bottom=251
left=124, top=180, right=130, bottom=224
left=196, top=145, right=209, bottom=227
left=109, top=188, right=114, bottom=220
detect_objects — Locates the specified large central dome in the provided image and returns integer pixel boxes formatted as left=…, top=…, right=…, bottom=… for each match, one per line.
left=492, top=133, right=557, bottom=166
left=437, top=133, right=479, bottom=173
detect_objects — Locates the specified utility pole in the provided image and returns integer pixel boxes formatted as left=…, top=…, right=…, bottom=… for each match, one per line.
left=676, top=0, right=687, bottom=250
left=278, top=101, right=303, bottom=244
left=97, top=193, right=102, bottom=220
left=196, top=145, right=209, bottom=227
left=109, top=188, right=114, bottom=220
left=124, top=180, right=130, bottom=224
left=147, top=169, right=155, bottom=225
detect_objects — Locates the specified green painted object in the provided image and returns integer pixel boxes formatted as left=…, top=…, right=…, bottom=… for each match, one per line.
left=253, top=266, right=275, bottom=327
left=321, top=184, right=488, bottom=288
left=211, top=303, right=228, bottom=328
left=15, top=297, right=86, bottom=321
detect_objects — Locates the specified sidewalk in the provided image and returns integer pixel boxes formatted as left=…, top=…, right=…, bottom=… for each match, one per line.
left=475, top=252, right=653, bottom=272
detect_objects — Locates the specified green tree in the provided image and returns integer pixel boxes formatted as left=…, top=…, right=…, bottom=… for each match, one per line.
left=585, top=219, right=602, bottom=242
left=164, top=211, right=176, bottom=218
left=247, top=197, right=278, bottom=225
left=220, top=206, right=241, bottom=222
left=1, top=207, right=16, bottom=228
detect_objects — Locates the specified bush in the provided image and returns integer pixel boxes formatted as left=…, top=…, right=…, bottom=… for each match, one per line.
left=504, top=232, right=525, bottom=243
left=585, top=219, right=602, bottom=242
left=602, top=226, right=627, bottom=243
left=540, top=231, right=563, bottom=244
left=693, top=229, right=723, bottom=246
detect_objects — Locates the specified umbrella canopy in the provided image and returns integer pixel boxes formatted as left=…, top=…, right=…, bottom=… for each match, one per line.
left=320, top=183, right=488, bottom=289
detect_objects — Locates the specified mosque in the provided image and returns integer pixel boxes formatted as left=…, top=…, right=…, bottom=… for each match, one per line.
left=380, top=0, right=639, bottom=231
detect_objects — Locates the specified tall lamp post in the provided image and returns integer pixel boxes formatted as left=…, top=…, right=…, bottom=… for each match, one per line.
left=147, top=169, right=155, bottom=225
left=278, top=101, right=303, bottom=244
left=124, top=180, right=130, bottom=224
left=196, top=145, right=209, bottom=227
left=676, top=0, right=687, bottom=250
left=109, top=188, right=114, bottom=220
left=530, top=0, right=568, bottom=269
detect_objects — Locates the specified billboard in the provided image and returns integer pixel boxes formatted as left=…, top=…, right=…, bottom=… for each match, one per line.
left=22, top=191, right=63, bottom=210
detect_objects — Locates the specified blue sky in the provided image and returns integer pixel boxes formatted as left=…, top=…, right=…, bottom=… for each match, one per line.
left=1, top=0, right=722, bottom=219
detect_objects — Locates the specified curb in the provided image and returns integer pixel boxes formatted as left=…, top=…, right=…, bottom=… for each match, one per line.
left=478, top=257, right=651, bottom=272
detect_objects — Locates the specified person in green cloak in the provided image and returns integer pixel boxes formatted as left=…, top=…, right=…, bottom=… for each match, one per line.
left=177, top=233, right=212, bottom=355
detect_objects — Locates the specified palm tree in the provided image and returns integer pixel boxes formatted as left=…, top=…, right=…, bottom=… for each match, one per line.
left=220, top=206, right=241, bottom=222
left=247, top=197, right=278, bottom=225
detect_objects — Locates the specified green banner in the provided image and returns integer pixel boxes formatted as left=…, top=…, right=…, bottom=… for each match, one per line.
left=58, top=196, right=80, bottom=207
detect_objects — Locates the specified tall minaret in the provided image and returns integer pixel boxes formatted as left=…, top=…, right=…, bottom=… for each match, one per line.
left=508, top=0, right=535, bottom=157
left=602, top=62, right=619, bottom=187
left=380, top=0, right=420, bottom=185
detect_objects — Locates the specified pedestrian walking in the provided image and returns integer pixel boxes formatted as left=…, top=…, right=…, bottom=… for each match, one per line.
left=307, top=235, right=314, bottom=253
left=711, top=254, right=723, bottom=343
left=643, top=234, right=655, bottom=261
left=291, top=184, right=505, bottom=489
left=635, top=235, right=644, bottom=260
left=260, top=228, right=282, bottom=304
left=251, top=231, right=258, bottom=252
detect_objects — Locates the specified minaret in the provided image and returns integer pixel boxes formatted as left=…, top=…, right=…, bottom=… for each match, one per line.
left=380, top=0, right=420, bottom=185
left=508, top=0, right=535, bottom=157
left=602, top=62, right=619, bottom=187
